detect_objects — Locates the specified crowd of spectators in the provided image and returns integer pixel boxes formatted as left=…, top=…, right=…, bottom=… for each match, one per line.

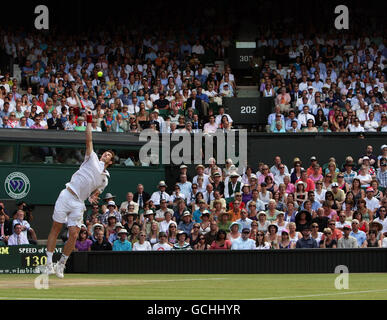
left=2, top=28, right=387, bottom=133
left=260, top=33, right=387, bottom=133
left=0, top=28, right=237, bottom=134
left=0, top=202, right=37, bottom=246
left=52, top=144, right=387, bottom=251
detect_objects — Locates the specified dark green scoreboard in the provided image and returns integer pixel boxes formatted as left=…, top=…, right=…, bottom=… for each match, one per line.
left=0, top=245, right=63, bottom=274
left=223, top=97, right=275, bottom=125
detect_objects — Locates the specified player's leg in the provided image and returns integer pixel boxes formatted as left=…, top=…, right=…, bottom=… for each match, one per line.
left=45, top=190, right=68, bottom=274
left=55, top=225, right=80, bottom=279
left=44, top=221, right=63, bottom=274
left=55, top=199, right=84, bottom=278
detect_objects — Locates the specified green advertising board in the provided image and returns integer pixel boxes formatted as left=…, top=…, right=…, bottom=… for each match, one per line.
left=0, top=245, right=63, bottom=274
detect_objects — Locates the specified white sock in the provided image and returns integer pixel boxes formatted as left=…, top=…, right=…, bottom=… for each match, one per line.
left=46, top=251, right=53, bottom=264
left=59, top=254, right=69, bottom=265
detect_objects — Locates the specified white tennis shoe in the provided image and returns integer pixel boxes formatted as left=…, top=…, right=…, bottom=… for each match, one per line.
left=55, top=262, right=65, bottom=279
left=44, top=262, right=56, bottom=275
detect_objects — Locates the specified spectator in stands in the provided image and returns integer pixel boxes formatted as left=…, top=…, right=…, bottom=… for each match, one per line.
left=172, top=231, right=192, bottom=250
left=91, top=229, right=113, bottom=251
left=350, top=219, right=367, bottom=247
left=7, top=223, right=29, bottom=245
left=0, top=213, right=11, bottom=245
left=296, top=225, right=318, bottom=248
left=75, top=229, right=93, bottom=251
left=178, top=212, right=194, bottom=235
left=113, top=229, right=132, bottom=251
left=12, top=209, right=37, bottom=244
left=338, top=224, right=358, bottom=248
left=153, top=232, right=172, bottom=251
left=231, top=228, right=256, bottom=250
left=319, top=228, right=337, bottom=248
left=133, top=231, right=152, bottom=251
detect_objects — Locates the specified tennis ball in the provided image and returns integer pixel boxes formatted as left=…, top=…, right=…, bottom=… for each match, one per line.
left=97, top=71, right=103, bottom=77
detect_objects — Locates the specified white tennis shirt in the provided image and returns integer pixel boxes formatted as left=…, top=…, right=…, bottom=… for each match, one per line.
left=66, top=151, right=110, bottom=201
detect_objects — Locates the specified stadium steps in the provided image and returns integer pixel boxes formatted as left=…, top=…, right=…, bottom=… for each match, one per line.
left=13, top=64, right=21, bottom=83
left=237, top=86, right=260, bottom=98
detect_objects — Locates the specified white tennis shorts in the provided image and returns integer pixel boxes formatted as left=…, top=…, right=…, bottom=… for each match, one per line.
left=52, top=189, right=86, bottom=228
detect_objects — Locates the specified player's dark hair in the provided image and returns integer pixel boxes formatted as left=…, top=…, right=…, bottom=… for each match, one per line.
left=105, top=149, right=116, bottom=166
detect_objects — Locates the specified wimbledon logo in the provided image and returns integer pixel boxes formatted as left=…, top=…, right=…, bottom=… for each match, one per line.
left=4, top=172, right=31, bottom=199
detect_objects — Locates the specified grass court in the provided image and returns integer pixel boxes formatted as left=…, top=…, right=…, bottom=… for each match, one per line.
left=0, top=273, right=386, bottom=300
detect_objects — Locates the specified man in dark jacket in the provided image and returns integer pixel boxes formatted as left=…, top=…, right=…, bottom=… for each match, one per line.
left=133, top=184, right=151, bottom=211
left=185, top=90, right=203, bottom=117
left=47, top=109, right=64, bottom=130
left=0, top=213, right=12, bottom=244
left=91, top=229, right=112, bottom=251
left=296, top=224, right=318, bottom=248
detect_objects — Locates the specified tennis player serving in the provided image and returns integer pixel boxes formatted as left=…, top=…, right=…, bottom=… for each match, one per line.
left=44, top=109, right=115, bottom=278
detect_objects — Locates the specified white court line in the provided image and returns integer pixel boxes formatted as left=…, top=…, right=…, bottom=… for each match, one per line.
left=247, top=288, right=387, bottom=300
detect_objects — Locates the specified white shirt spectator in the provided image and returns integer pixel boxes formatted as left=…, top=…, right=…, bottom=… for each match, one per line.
left=365, top=197, right=380, bottom=212
left=215, top=113, right=233, bottom=126
left=203, top=122, right=218, bottom=133
left=150, top=190, right=171, bottom=206
left=159, top=220, right=175, bottom=233
left=348, top=124, right=365, bottom=132
left=193, top=174, right=211, bottom=189
left=153, top=242, right=172, bottom=251
left=297, top=112, right=315, bottom=127
left=373, top=217, right=387, bottom=234
left=192, top=44, right=205, bottom=55
left=133, top=241, right=152, bottom=251
left=7, top=232, right=29, bottom=245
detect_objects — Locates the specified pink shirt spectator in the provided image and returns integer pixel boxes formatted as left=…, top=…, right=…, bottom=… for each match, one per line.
left=285, top=183, right=295, bottom=194
left=308, top=174, right=323, bottom=183
left=258, top=173, right=274, bottom=185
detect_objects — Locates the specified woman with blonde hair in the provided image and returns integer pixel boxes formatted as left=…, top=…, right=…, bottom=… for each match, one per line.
left=325, top=161, right=339, bottom=182
left=288, top=222, right=301, bottom=244
left=319, top=227, right=337, bottom=248
left=146, top=221, right=160, bottom=247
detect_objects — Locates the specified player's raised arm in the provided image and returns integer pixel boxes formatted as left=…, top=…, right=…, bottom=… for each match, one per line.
left=85, top=110, right=93, bottom=156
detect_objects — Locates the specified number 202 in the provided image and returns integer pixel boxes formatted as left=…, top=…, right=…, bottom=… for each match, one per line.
left=241, top=106, right=256, bottom=114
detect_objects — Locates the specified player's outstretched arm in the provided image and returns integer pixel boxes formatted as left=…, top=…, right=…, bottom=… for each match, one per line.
left=85, top=110, right=93, bottom=156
